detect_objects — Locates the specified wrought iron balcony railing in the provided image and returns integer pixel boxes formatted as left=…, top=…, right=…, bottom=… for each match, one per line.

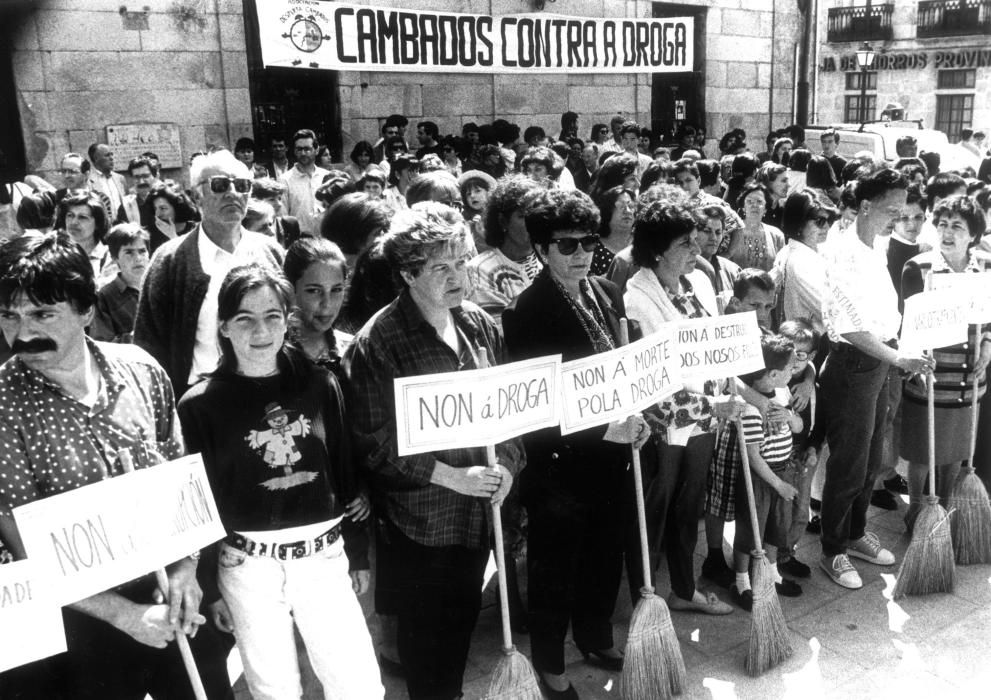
left=827, top=4, right=895, bottom=42
left=917, top=0, right=991, bottom=38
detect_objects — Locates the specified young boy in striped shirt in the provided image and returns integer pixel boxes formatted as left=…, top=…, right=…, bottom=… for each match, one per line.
left=730, top=333, right=804, bottom=611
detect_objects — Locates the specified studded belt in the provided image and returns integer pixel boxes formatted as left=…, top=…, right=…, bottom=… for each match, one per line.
left=224, top=525, right=341, bottom=560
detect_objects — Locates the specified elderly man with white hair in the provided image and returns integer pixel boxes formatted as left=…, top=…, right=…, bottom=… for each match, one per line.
left=134, top=150, right=284, bottom=397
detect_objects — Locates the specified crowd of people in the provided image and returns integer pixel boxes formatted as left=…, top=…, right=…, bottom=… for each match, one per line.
left=1, top=110, right=991, bottom=700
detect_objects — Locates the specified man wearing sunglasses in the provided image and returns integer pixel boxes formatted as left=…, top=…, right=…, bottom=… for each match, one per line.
left=279, top=128, right=329, bottom=237
left=135, top=150, right=284, bottom=397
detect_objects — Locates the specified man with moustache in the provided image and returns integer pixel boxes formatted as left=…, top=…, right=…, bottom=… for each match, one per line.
left=0, top=232, right=232, bottom=699
left=345, top=208, right=522, bottom=700
left=134, top=150, right=283, bottom=397
left=121, top=155, right=162, bottom=228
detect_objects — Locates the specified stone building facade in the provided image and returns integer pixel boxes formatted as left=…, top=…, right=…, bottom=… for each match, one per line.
left=814, top=0, right=991, bottom=139
left=6, top=0, right=806, bottom=183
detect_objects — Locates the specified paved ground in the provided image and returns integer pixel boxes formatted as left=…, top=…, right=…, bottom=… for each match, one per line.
left=233, top=499, right=991, bottom=699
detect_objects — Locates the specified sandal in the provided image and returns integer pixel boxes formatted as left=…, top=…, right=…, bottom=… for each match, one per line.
left=666, top=590, right=733, bottom=615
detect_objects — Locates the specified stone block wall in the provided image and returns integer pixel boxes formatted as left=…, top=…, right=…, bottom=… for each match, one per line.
left=12, top=0, right=252, bottom=183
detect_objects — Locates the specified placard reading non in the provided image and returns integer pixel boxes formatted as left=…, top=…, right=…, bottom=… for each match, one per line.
left=13, top=454, right=225, bottom=606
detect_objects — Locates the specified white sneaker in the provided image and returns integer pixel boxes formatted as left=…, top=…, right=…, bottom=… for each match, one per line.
left=820, top=554, right=863, bottom=589
left=846, top=531, right=896, bottom=565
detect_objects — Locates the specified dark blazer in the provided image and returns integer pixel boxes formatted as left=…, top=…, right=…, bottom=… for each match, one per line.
left=573, top=166, right=595, bottom=194
left=502, top=271, right=636, bottom=494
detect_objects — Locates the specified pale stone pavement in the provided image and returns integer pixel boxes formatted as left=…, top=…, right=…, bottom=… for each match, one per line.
left=233, top=500, right=991, bottom=700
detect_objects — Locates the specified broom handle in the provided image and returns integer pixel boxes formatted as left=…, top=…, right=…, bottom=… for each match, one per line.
left=924, top=271, right=937, bottom=500
left=969, top=325, right=980, bottom=468
left=486, top=444, right=514, bottom=651
left=119, top=450, right=209, bottom=700
left=731, top=386, right=765, bottom=553
left=618, top=319, right=653, bottom=588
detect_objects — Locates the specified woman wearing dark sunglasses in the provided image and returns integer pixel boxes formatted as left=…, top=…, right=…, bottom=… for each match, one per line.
left=771, top=187, right=838, bottom=334
left=503, top=189, right=650, bottom=699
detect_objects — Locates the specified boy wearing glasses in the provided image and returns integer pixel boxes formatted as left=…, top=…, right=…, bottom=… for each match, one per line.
left=134, top=150, right=284, bottom=397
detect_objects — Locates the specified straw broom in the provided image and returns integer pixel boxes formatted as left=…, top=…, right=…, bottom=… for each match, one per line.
left=483, top=443, right=542, bottom=700
left=948, top=327, right=991, bottom=565
left=617, top=320, right=686, bottom=700
left=734, top=409, right=792, bottom=676
left=893, top=363, right=956, bottom=597
left=118, top=449, right=209, bottom=700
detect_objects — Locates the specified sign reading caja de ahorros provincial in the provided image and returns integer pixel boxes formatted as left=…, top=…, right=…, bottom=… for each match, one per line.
left=257, top=1, right=694, bottom=73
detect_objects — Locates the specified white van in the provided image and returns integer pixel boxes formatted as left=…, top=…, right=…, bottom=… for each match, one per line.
left=804, top=123, right=980, bottom=172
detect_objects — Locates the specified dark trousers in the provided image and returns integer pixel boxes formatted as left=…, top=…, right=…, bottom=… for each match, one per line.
left=974, top=365, right=991, bottom=490
left=819, top=343, right=891, bottom=557
left=625, top=433, right=714, bottom=602
left=524, top=464, right=624, bottom=675
left=380, top=522, right=488, bottom=700
left=0, top=608, right=232, bottom=700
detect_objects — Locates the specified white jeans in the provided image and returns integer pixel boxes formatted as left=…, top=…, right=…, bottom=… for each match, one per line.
left=218, top=539, right=383, bottom=700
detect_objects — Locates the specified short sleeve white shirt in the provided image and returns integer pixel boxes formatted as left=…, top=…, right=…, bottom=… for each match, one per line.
left=821, top=222, right=901, bottom=344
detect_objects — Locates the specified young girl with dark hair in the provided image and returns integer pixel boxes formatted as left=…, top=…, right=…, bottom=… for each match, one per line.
left=177, top=263, right=381, bottom=700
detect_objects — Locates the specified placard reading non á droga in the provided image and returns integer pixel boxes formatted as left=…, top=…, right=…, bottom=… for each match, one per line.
left=394, top=355, right=561, bottom=456
left=677, top=311, right=765, bottom=380
left=13, top=454, right=225, bottom=607
left=559, top=325, right=680, bottom=435
left=0, top=559, right=66, bottom=672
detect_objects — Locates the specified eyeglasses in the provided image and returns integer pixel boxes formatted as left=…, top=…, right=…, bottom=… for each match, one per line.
left=549, top=235, right=599, bottom=255
left=59, top=169, right=82, bottom=176
left=795, top=350, right=816, bottom=361
left=201, top=176, right=253, bottom=194
left=809, top=216, right=832, bottom=228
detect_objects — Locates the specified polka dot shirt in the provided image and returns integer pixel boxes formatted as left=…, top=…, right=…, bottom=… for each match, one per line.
left=0, top=339, right=183, bottom=519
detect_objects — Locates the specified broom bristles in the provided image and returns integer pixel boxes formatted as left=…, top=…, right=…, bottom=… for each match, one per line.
left=745, top=553, right=793, bottom=677
left=621, top=590, right=685, bottom=700
left=483, top=647, right=543, bottom=700
left=893, top=498, right=956, bottom=598
left=949, top=468, right=991, bottom=565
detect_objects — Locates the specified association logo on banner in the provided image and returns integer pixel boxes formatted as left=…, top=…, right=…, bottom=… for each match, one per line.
left=258, top=0, right=694, bottom=74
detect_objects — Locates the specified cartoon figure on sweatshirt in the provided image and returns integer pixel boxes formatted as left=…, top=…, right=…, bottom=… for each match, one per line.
left=247, top=402, right=318, bottom=490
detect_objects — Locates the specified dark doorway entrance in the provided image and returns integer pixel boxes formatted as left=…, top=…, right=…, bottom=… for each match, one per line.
left=651, top=3, right=706, bottom=145
left=0, top=2, right=30, bottom=183
left=242, top=0, right=342, bottom=161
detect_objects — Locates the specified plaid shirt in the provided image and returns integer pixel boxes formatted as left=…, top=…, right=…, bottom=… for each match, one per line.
left=344, top=290, right=524, bottom=549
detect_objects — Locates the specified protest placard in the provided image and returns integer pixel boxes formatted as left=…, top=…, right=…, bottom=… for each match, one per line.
left=394, top=355, right=561, bottom=455
left=900, top=288, right=970, bottom=352
left=929, top=271, right=991, bottom=324
left=559, top=325, right=680, bottom=435
left=677, top=311, right=765, bottom=381
left=13, top=454, right=225, bottom=607
left=257, top=1, right=693, bottom=74
left=0, top=559, right=66, bottom=672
